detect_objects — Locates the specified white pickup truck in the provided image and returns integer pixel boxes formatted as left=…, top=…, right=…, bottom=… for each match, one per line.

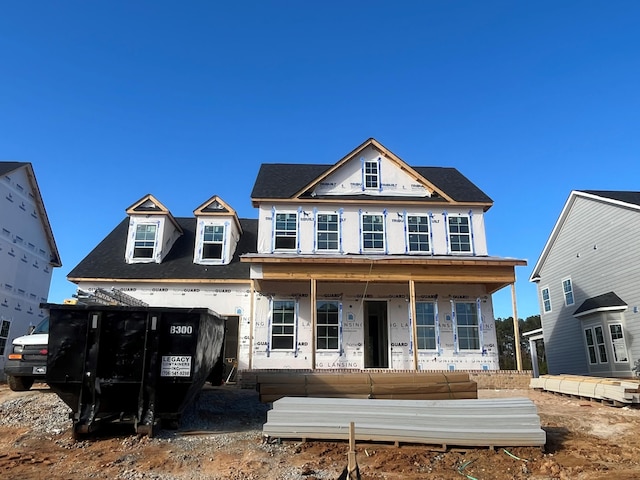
left=4, top=317, right=49, bottom=391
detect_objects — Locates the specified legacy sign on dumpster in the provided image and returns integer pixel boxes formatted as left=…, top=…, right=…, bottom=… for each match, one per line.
left=161, top=355, right=192, bottom=377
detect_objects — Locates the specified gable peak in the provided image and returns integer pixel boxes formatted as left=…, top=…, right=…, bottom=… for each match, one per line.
left=126, top=194, right=170, bottom=215
left=194, top=195, right=236, bottom=216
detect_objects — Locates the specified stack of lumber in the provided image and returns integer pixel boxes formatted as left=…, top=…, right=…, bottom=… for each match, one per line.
left=530, top=374, right=640, bottom=405
left=256, top=372, right=476, bottom=403
left=263, top=396, right=546, bottom=448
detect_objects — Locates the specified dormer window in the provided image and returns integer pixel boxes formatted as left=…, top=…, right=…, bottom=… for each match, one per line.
left=364, top=160, right=379, bottom=189
left=134, top=224, right=157, bottom=259
left=202, top=225, right=225, bottom=260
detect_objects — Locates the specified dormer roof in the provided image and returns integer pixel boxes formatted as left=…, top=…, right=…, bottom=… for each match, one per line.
left=250, top=138, right=493, bottom=210
left=126, top=194, right=183, bottom=233
left=193, top=195, right=242, bottom=233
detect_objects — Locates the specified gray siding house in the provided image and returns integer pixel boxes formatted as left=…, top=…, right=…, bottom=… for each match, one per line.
left=530, top=190, right=640, bottom=377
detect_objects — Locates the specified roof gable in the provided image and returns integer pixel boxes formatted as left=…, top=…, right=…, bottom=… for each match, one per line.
left=1, top=162, right=61, bottom=266
left=530, top=190, right=640, bottom=281
left=250, top=138, right=493, bottom=209
left=193, top=195, right=242, bottom=233
left=126, top=194, right=183, bottom=233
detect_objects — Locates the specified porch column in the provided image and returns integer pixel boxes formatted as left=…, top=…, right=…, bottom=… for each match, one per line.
left=311, top=278, right=317, bottom=370
left=249, top=279, right=255, bottom=370
left=409, top=279, right=418, bottom=371
left=529, top=337, right=539, bottom=378
left=511, top=283, right=523, bottom=371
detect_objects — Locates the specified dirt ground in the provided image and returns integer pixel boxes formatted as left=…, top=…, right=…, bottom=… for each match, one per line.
left=2, top=382, right=640, bottom=480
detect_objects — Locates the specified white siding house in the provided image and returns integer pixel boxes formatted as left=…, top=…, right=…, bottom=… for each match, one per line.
left=0, top=162, right=60, bottom=377
left=530, top=190, right=640, bottom=377
left=68, top=139, right=527, bottom=376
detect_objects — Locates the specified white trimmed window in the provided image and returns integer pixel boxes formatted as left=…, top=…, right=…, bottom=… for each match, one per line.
left=133, top=224, right=157, bottom=259
left=202, top=225, right=225, bottom=260
left=316, top=213, right=339, bottom=251
left=364, top=160, right=379, bottom=189
left=541, top=287, right=551, bottom=313
left=271, top=300, right=296, bottom=350
left=274, top=213, right=297, bottom=250
left=562, top=278, right=574, bottom=306
left=416, top=302, right=436, bottom=350
left=455, top=302, right=480, bottom=350
left=362, top=214, right=384, bottom=251
left=609, top=324, right=628, bottom=362
left=0, top=319, right=10, bottom=356
left=407, top=215, right=430, bottom=253
left=585, top=326, right=608, bottom=364
left=316, top=301, right=340, bottom=350
left=585, top=328, right=597, bottom=364
left=448, top=215, right=471, bottom=253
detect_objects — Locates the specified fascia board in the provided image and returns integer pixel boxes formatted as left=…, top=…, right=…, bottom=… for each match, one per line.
left=24, top=164, right=62, bottom=267
left=529, top=190, right=580, bottom=282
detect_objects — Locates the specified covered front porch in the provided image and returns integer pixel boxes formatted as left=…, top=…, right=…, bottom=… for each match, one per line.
left=241, top=255, right=527, bottom=372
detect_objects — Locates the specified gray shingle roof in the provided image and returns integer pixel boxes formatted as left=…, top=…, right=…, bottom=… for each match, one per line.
left=68, top=218, right=257, bottom=281
left=0, top=162, right=29, bottom=175
left=580, top=190, right=640, bottom=207
left=251, top=164, right=331, bottom=198
left=251, top=164, right=492, bottom=204
left=574, top=291, right=627, bottom=316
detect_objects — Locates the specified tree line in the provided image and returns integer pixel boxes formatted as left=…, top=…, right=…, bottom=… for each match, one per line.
left=495, top=315, right=547, bottom=373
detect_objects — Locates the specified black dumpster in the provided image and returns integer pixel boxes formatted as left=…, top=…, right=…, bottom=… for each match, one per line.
left=45, top=303, right=225, bottom=438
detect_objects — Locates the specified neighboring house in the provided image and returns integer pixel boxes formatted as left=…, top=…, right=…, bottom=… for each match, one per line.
left=0, top=162, right=61, bottom=377
left=68, top=138, right=526, bottom=374
left=530, top=190, right=640, bottom=377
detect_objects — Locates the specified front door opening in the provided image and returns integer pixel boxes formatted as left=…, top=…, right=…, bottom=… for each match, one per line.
left=364, top=300, right=389, bottom=368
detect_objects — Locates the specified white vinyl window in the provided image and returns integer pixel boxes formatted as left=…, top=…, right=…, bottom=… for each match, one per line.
left=274, top=213, right=297, bottom=250
left=584, top=328, right=597, bottom=364
left=202, top=225, right=225, bottom=260
left=364, top=160, right=379, bottom=189
left=134, top=224, right=157, bottom=259
left=361, top=214, right=384, bottom=251
left=271, top=300, right=296, bottom=350
left=609, top=324, right=628, bottom=363
left=407, top=215, right=430, bottom=253
left=448, top=216, right=471, bottom=253
left=541, top=287, right=551, bottom=313
left=585, top=326, right=607, bottom=364
left=316, top=301, right=340, bottom=350
left=594, top=326, right=607, bottom=363
left=562, top=278, right=574, bottom=306
left=316, top=213, right=339, bottom=251
left=416, top=302, right=436, bottom=350
left=455, top=302, right=480, bottom=350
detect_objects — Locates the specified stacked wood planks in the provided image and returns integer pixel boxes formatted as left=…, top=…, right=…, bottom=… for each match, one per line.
left=530, top=374, right=640, bottom=406
left=256, top=372, right=477, bottom=403
left=263, top=396, right=546, bottom=448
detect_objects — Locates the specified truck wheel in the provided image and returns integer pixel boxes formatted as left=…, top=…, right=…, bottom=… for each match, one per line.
left=7, top=375, right=34, bottom=391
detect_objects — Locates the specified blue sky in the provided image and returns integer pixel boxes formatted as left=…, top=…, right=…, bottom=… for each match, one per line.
left=2, top=1, right=639, bottom=320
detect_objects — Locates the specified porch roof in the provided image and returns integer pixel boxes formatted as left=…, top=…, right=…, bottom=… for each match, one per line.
left=241, top=254, right=526, bottom=294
